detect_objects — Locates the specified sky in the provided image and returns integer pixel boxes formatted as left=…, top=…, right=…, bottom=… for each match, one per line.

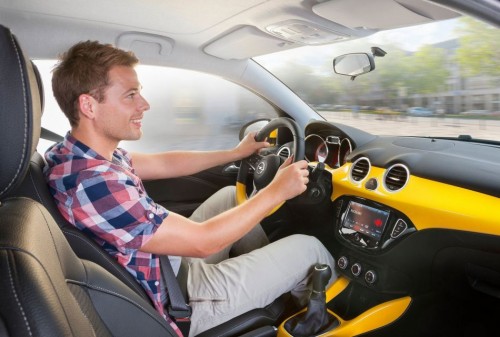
left=369, top=18, right=460, bottom=51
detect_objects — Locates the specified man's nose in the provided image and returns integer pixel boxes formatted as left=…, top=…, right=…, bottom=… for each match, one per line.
left=139, top=94, right=150, bottom=111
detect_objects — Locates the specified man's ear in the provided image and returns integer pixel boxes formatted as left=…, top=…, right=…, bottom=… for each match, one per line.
left=78, top=94, right=96, bottom=119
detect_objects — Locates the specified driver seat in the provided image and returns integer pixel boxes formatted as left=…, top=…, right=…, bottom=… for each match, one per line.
left=0, top=25, right=180, bottom=337
left=0, top=24, right=284, bottom=336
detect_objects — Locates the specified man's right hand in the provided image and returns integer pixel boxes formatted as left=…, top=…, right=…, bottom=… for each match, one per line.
left=266, top=156, right=309, bottom=201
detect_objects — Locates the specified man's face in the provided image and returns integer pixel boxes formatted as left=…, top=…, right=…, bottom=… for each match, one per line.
left=93, top=65, right=150, bottom=143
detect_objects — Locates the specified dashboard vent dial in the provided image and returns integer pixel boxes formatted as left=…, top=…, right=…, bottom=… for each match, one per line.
left=350, top=157, right=370, bottom=182
left=384, top=164, right=410, bottom=191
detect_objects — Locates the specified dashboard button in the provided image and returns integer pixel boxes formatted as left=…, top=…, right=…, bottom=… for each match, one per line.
left=338, top=256, right=349, bottom=270
left=391, top=219, right=408, bottom=238
left=365, top=270, right=377, bottom=284
left=365, top=178, right=378, bottom=190
left=351, top=263, right=362, bottom=277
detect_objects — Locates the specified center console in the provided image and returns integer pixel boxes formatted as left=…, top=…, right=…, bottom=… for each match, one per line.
left=277, top=196, right=417, bottom=336
left=335, top=196, right=415, bottom=251
left=333, top=196, right=415, bottom=288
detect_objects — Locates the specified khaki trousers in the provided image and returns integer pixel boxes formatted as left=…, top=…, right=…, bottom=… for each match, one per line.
left=186, top=186, right=336, bottom=336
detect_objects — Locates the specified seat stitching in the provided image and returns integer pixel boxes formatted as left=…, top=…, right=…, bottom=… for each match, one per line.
left=2, top=245, right=97, bottom=336
left=6, top=252, right=33, bottom=336
left=67, top=279, right=168, bottom=328
left=62, top=230, right=145, bottom=294
left=27, top=168, right=43, bottom=202
left=66, top=267, right=98, bottom=337
left=30, top=201, right=91, bottom=332
left=0, top=34, right=29, bottom=196
left=66, top=286, right=98, bottom=337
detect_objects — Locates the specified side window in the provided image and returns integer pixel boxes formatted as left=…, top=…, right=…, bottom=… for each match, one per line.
left=34, top=61, right=277, bottom=153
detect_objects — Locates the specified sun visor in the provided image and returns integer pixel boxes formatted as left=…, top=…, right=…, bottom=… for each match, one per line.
left=312, top=0, right=460, bottom=30
left=204, top=26, right=294, bottom=60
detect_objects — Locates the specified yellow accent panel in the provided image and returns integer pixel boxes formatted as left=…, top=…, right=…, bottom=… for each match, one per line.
left=235, top=181, right=284, bottom=215
left=331, top=164, right=500, bottom=235
left=326, top=276, right=350, bottom=303
left=277, top=297, right=411, bottom=337
left=236, top=181, right=247, bottom=205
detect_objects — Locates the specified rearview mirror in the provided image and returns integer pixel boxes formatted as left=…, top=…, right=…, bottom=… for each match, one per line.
left=333, top=53, right=375, bottom=80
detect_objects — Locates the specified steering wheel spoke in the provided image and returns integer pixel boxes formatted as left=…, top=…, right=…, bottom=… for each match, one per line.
left=245, top=153, right=264, bottom=171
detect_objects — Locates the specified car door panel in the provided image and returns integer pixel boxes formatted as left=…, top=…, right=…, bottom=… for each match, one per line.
left=143, top=163, right=237, bottom=217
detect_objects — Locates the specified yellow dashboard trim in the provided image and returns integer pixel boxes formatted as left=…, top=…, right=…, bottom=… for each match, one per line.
left=326, top=275, right=350, bottom=303
left=331, top=164, right=500, bottom=235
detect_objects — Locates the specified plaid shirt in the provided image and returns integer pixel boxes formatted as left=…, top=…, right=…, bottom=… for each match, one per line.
left=44, top=133, right=182, bottom=337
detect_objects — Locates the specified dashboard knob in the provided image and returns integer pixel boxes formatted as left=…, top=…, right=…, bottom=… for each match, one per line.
left=351, top=263, right=362, bottom=277
left=338, top=256, right=349, bottom=270
left=365, top=270, right=377, bottom=284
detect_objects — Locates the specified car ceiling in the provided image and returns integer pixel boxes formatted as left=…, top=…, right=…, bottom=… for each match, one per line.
left=1, top=0, right=469, bottom=66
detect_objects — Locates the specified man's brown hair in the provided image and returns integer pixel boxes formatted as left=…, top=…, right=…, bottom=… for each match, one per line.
left=52, top=41, right=139, bottom=127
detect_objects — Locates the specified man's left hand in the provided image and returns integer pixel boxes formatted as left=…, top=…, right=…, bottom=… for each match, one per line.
left=234, top=131, right=270, bottom=159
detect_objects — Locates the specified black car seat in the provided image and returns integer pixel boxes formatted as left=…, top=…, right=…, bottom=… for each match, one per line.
left=0, top=25, right=181, bottom=337
left=0, top=24, right=284, bottom=336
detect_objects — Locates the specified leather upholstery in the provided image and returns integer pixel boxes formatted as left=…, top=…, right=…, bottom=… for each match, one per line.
left=0, top=26, right=41, bottom=199
left=8, top=151, right=151, bottom=301
left=0, top=198, right=175, bottom=336
left=0, top=24, right=177, bottom=337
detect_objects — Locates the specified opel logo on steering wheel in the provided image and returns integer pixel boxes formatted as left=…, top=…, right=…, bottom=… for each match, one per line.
left=256, top=162, right=266, bottom=175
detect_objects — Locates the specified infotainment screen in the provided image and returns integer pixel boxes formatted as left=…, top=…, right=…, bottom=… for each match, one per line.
left=341, top=201, right=390, bottom=245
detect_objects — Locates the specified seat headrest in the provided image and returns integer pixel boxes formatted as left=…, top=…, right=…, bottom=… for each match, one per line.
left=0, top=25, right=42, bottom=199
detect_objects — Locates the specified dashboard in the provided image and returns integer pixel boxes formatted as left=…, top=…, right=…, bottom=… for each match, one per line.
left=275, top=119, right=500, bottom=330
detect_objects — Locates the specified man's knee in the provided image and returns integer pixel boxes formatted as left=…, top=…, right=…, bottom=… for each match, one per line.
left=286, top=234, right=332, bottom=262
left=286, top=234, right=322, bottom=248
left=219, top=185, right=236, bottom=197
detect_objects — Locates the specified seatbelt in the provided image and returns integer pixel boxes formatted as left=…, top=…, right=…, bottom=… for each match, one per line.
left=41, top=127, right=63, bottom=142
left=159, top=255, right=191, bottom=334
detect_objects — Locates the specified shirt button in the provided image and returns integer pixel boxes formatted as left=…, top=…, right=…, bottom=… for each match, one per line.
left=147, top=212, right=155, bottom=220
left=155, top=281, right=160, bottom=286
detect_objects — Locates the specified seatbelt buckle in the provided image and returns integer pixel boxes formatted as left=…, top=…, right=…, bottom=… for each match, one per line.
left=168, top=304, right=192, bottom=322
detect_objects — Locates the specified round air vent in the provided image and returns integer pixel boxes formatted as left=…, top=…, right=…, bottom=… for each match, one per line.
left=277, top=146, right=291, bottom=159
left=384, top=164, right=409, bottom=191
left=350, top=157, right=370, bottom=182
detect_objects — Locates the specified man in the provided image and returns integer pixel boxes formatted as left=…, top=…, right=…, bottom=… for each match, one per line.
left=45, top=41, right=336, bottom=336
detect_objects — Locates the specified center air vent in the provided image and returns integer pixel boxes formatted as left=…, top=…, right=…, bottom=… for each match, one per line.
left=350, top=157, right=370, bottom=182
left=277, top=146, right=291, bottom=158
left=384, top=164, right=410, bottom=191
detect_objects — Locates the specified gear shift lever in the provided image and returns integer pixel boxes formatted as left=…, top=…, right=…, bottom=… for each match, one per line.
left=284, top=264, right=338, bottom=336
left=312, top=264, right=331, bottom=293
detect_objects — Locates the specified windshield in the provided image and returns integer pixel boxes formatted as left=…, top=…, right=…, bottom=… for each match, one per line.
left=255, top=17, right=500, bottom=142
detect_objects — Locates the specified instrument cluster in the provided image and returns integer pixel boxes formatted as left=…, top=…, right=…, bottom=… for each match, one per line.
left=304, top=133, right=352, bottom=168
